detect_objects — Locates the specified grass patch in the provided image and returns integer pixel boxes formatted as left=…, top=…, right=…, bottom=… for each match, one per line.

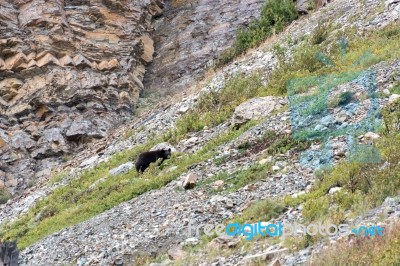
left=197, top=163, right=271, bottom=195
left=391, top=81, right=400, bottom=95
left=329, top=91, right=354, bottom=108
left=266, top=21, right=400, bottom=95
left=0, top=188, right=11, bottom=205
left=49, top=171, right=68, bottom=185
left=216, top=0, right=298, bottom=66
left=199, top=131, right=310, bottom=194
left=233, top=199, right=286, bottom=224
left=311, top=223, right=400, bottom=266
left=266, top=134, right=311, bottom=156
left=171, top=73, right=263, bottom=142
left=284, top=103, right=400, bottom=225
left=0, top=120, right=260, bottom=250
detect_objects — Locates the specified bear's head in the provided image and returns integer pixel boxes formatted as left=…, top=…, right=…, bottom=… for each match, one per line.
left=163, top=148, right=172, bottom=159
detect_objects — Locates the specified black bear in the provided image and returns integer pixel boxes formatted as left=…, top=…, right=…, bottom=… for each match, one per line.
left=135, top=148, right=172, bottom=172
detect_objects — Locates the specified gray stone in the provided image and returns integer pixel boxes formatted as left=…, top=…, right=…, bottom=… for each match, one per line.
left=150, top=142, right=177, bottom=153
left=80, top=155, right=99, bottom=168
left=389, top=94, right=400, bottom=104
left=109, top=162, right=134, bottom=176
left=167, top=246, right=186, bottom=260
left=329, top=187, right=342, bottom=194
left=232, top=97, right=283, bottom=127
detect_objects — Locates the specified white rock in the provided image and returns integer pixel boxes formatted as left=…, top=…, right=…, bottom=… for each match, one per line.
left=212, top=180, right=224, bottom=189
left=80, top=155, right=99, bottom=168
left=231, top=96, right=283, bottom=127
left=210, top=195, right=227, bottom=203
left=389, top=94, right=400, bottom=104
left=272, top=165, right=281, bottom=171
left=182, top=173, right=198, bottom=189
left=185, top=137, right=198, bottom=146
left=184, top=237, right=200, bottom=246
left=329, top=187, right=342, bottom=194
left=364, top=132, right=380, bottom=140
left=177, top=106, right=189, bottom=114
left=109, top=162, right=134, bottom=176
left=292, top=191, right=306, bottom=198
left=259, top=156, right=272, bottom=165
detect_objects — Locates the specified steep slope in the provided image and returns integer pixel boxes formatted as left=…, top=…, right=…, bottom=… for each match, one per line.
left=0, top=0, right=267, bottom=198
left=0, top=0, right=397, bottom=265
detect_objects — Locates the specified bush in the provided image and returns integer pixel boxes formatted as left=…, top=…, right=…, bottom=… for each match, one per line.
left=0, top=188, right=11, bottom=205
left=294, top=131, right=400, bottom=223
left=338, top=91, right=353, bottom=106
left=311, top=22, right=331, bottom=45
left=234, top=199, right=286, bottom=224
left=265, top=21, right=400, bottom=95
left=173, top=73, right=262, bottom=140
left=216, top=0, right=298, bottom=67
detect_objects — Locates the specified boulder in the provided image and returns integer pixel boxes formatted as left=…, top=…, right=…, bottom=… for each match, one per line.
left=207, top=235, right=240, bottom=249
left=296, top=0, right=311, bottom=14
left=363, top=132, right=380, bottom=141
left=109, top=162, right=134, bottom=176
left=182, top=173, right=198, bottom=189
left=212, top=180, right=225, bottom=190
left=232, top=97, right=284, bottom=127
left=329, top=187, right=342, bottom=194
left=167, top=246, right=186, bottom=260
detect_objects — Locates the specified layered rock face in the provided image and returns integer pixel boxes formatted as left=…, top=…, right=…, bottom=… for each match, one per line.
left=0, top=0, right=163, bottom=195
left=0, top=0, right=267, bottom=197
left=143, top=0, right=265, bottom=95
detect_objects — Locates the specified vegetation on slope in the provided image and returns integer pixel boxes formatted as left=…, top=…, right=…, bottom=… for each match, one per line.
left=267, top=21, right=400, bottom=95
left=311, top=223, right=400, bottom=266
left=216, top=0, right=298, bottom=66
left=0, top=120, right=259, bottom=250
left=1, top=7, right=400, bottom=264
left=141, top=21, right=400, bottom=264
left=171, top=73, right=263, bottom=141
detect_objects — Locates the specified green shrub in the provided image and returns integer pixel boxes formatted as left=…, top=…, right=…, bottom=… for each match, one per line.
left=338, top=91, right=353, bottom=106
left=311, top=22, right=331, bottom=45
left=296, top=132, right=400, bottom=223
left=267, top=135, right=311, bottom=156
left=216, top=0, right=298, bottom=66
left=234, top=199, right=286, bottom=224
left=0, top=188, right=11, bottom=204
left=266, top=22, right=400, bottom=95
left=172, top=73, right=262, bottom=140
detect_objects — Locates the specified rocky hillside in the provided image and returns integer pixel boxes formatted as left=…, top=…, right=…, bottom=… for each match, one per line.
left=0, top=0, right=267, bottom=197
left=1, top=0, right=400, bottom=265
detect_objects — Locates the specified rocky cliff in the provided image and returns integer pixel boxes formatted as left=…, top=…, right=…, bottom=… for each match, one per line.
left=0, top=0, right=269, bottom=197
left=0, top=0, right=165, bottom=195
left=143, top=0, right=265, bottom=94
